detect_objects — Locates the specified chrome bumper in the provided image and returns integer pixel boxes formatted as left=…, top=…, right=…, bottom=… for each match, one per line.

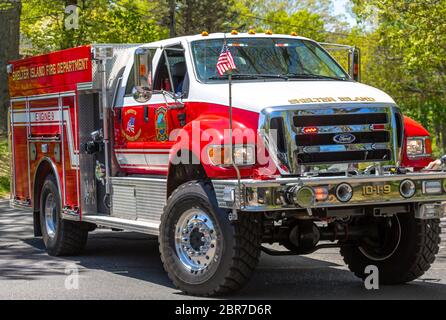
left=212, top=171, right=446, bottom=215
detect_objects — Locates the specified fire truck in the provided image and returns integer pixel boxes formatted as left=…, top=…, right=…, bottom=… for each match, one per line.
left=7, top=32, right=443, bottom=296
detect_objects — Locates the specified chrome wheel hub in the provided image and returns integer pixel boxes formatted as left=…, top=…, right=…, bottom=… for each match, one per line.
left=175, top=209, right=218, bottom=275
left=44, top=193, right=57, bottom=238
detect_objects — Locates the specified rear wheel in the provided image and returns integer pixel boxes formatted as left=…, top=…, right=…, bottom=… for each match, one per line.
left=159, top=181, right=262, bottom=296
left=40, top=175, right=88, bottom=256
left=340, top=213, right=441, bottom=284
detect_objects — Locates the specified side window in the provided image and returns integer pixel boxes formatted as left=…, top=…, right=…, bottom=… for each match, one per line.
left=153, top=53, right=170, bottom=91
left=125, top=65, right=135, bottom=96
left=154, top=46, right=188, bottom=97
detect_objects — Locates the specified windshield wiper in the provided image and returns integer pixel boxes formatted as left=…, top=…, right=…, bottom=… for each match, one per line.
left=208, top=73, right=288, bottom=80
left=208, top=73, right=345, bottom=81
left=283, top=73, right=348, bottom=81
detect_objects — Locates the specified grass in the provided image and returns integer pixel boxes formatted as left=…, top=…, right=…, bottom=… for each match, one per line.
left=0, top=135, right=10, bottom=199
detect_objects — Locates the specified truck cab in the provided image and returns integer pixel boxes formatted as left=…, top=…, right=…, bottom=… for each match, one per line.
left=7, top=32, right=444, bottom=296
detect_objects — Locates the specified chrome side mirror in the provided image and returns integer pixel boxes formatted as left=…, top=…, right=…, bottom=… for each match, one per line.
left=133, top=48, right=153, bottom=102
left=349, top=47, right=361, bottom=82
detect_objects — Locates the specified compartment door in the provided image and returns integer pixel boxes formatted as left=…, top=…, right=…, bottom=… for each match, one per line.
left=10, top=100, right=30, bottom=202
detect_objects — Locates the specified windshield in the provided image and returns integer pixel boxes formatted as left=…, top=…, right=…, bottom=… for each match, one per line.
left=191, top=38, right=349, bottom=82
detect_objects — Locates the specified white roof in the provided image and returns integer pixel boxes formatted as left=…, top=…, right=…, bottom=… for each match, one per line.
left=144, top=32, right=313, bottom=47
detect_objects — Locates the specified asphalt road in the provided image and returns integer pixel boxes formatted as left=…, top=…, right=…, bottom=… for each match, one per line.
left=1, top=200, right=446, bottom=300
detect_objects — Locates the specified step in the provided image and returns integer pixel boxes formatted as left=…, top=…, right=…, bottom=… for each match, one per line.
left=82, top=215, right=160, bottom=236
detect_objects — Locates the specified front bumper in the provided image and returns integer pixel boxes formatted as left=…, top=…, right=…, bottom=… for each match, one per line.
left=212, top=171, right=446, bottom=215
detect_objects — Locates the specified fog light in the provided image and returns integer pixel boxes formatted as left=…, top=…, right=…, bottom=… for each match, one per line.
left=336, top=183, right=353, bottom=202
left=289, top=186, right=315, bottom=208
left=422, top=180, right=442, bottom=195
left=400, top=179, right=416, bottom=198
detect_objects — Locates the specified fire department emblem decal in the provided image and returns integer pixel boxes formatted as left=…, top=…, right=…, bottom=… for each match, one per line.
left=121, top=109, right=141, bottom=141
left=155, top=107, right=168, bottom=141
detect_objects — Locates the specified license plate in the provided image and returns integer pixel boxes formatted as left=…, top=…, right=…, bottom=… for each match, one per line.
left=362, top=184, right=391, bottom=196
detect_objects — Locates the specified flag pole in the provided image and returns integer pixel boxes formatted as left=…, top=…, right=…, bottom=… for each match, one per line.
left=225, top=34, right=241, bottom=218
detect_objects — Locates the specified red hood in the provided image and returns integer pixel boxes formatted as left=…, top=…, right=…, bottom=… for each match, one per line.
left=404, top=116, right=430, bottom=137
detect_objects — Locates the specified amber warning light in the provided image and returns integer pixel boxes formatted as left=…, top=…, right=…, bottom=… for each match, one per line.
left=302, top=127, right=318, bottom=134
left=139, top=64, right=147, bottom=77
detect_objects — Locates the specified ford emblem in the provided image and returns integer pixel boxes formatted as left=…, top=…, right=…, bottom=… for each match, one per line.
left=333, top=133, right=356, bottom=144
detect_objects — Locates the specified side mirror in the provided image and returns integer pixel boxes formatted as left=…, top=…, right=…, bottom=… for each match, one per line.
left=349, top=47, right=361, bottom=82
left=134, top=48, right=153, bottom=103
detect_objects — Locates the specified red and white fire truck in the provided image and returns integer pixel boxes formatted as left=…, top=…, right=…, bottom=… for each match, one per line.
left=7, top=32, right=444, bottom=296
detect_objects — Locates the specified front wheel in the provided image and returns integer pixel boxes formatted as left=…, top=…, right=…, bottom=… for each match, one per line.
left=159, top=181, right=262, bottom=296
left=340, top=213, right=441, bottom=284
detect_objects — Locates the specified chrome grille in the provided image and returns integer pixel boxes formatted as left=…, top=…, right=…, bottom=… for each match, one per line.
left=295, top=131, right=390, bottom=146
left=293, top=112, right=388, bottom=127
left=296, top=149, right=392, bottom=164
left=259, top=104, right=402, bottom=175
left=294, top=111, right=391, bottom=165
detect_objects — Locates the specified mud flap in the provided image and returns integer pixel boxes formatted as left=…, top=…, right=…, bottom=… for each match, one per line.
left=33, top=210, right=42, bottom=237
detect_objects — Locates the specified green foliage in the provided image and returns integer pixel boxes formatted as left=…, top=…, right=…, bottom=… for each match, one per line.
left=263, top=9, right=326, bottom=40
left=232, top=0, right=333, bottom=39
left=352, top=0, right=446, bottom=154
left=174, top=0, right=238, bottom=35
left=0, top=0, right=14, bottom=11
left=21, top=0, right=169, bottom=54
left=21, top=0, right=335, bottom=52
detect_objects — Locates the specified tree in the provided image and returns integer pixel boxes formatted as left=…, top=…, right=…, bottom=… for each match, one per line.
left=264, top=9, right=326, bottom=41
left=167, top=0, right=175, bottom=37
left=173, top=0, right=238, bottom=35
left=0, top=0, right=21, bottom=133
left=352, top=0, right=446, bottom=155
left=20, top=0, right=168, bottom=54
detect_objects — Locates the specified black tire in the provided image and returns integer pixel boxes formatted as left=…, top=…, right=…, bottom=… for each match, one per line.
left=159, top=181, right=262, bottom=296
left=40, top=175, right=88, bottom=256
left=340, top=213, right=441, bottom=284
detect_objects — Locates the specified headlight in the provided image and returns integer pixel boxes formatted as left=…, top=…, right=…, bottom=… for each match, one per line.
left=207, top=145, right=255, bottom=166
left=336, top=183, right=353, bottom=202
left=400, top=179, right=416, bottom=198
left=406, top=137, right=431, bottom=158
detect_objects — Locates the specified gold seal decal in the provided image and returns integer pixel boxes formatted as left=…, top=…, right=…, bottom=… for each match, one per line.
left=155, top=107, right=169, bottom=142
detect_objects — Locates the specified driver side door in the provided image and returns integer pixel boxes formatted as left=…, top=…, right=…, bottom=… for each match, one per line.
left=113, top=45, right=188, bottom=175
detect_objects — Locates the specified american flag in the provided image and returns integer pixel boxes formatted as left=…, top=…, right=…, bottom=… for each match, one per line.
left=216, top=44, right=236, bottom=76
left=127, top=116, right=135, bottom=133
